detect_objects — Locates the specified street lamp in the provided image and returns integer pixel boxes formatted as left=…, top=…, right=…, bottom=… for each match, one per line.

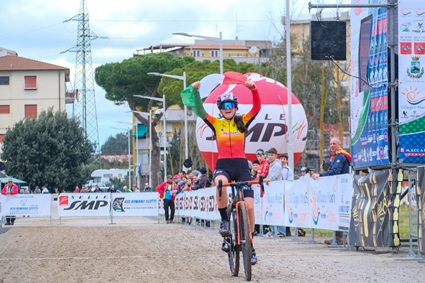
left=147, top=72, right=188, bottom=161
left=132, top=111, right=152, bottom=188
left=134, top=94, right=167, bottom=181
left=173, top=32, right=223, bottom=74
left=112, top=126, right=131, bottom=189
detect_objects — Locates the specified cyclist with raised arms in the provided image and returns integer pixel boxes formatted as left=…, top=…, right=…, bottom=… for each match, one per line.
left=181, top=77, right=261, bottom=264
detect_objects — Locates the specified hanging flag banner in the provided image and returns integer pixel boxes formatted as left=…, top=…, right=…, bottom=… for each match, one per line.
left=398, top=0, right=425, bottom=163
left=350, top=1, right=390, bottom=169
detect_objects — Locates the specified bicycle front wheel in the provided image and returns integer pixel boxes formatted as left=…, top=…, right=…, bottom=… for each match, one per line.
left=238, top=202, right=252, bottom=281
left=227, top=204, right=239, bottom=276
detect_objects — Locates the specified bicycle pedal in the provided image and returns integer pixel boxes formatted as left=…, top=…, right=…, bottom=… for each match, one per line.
left=221, top=243, right=230, bottom=253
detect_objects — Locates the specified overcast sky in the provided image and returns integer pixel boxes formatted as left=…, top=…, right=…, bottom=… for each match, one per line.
left=1, top=0, right=349, bottom=147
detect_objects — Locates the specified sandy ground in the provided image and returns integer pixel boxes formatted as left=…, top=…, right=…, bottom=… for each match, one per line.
left=0, top=214, right=423, bottom=283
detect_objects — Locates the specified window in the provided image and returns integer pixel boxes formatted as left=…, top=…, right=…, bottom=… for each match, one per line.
left=210, top=50, right=219, bottom=57
left=24, top=76, right=37, bottom=89
left=25, top=104, right=37, bottom=118
left=0, top=105, right=10, bottom=114
left=192, top=50, right=201, bottom=57
left=0, top=76, right=9, bottom=85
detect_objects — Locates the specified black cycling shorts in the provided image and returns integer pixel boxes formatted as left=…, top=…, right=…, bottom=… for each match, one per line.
left=213, top=158, right=253, bottom=198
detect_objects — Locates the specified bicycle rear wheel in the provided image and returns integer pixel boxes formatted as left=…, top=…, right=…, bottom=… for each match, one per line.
left=226, top=204, right=239, bottom=276
left=238, top=202, right=252, bottom=281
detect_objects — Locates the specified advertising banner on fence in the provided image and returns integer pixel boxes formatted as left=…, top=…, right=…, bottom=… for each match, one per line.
left=0, top=194, right=51, bottom=217
left=111, top=192, right=158, bottom=217
left=350, top=169, right=403, bottom=248
left=173, top=175, right=353, bottom=231
left=58, top=193, right=111, bottom=217
left=284, top=174, right=352, bottom=231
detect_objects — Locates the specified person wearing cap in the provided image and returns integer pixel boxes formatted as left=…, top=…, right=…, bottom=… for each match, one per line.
left=156, top=175, right=179, bottom=223
left=251, top=159, right=260, bottom=179
left=255, top=149, right=270, bottom=181
left=181, top=76, right=261, bottom=265
left=192, top=167, right=211, bottom=190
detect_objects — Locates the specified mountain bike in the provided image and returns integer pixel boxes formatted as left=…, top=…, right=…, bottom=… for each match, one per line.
left=218, top=177, right=264, bottom=281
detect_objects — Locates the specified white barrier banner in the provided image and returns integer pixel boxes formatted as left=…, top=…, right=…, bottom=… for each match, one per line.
left=0, top=194, right=51, bottom=217
left=284, top=174, right=353, bottom=231
left=111, top=192, right=158, bottom=217
left=58, top=193, right=111, bottom=217
left=174, top=187, right=220, bottom=220
left=173, top=174, right=352, bottom=231
left=255, top=181, right=285, bottom=226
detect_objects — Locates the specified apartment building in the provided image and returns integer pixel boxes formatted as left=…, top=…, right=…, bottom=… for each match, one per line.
left=0, top=52, right=70, bottom=146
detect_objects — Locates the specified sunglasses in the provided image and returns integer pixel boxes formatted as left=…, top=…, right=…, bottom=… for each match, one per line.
left=219, top=102, right=236, bottom=110
left=256, top=150, right=264, bottom=155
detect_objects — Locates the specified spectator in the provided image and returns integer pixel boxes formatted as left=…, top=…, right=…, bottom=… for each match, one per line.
left=108, top=185, right=117, bottom=193
left=300, top=167, right=307, bottom=178
left=156, top=175, right=179, bottom=223
left=24, top=188, right=29, bottom=194
left=263, top=148, right=285, bottom=238
left=2, top=178, right=18, bottom=225
left=143, top=183, right=152, bottom=192
left=132, top=185, right=140, bottom=193
left=74, top=186, right=80, bottom=193
left=251, top=159, right=260, bottom=179
left=280, top=153, right=294, bottom=237
left=280, top=153, right=294, bottom=181
left=312, top=137, right=352, bottom=245
left=41, top=186, right=49, bottom=194
left=34, top=186, right=41, bottom=194
left=124, top=186, right=132, bottom=193
left=255, top=149, right=269, bottom=181
left=192, top=167, right=211, bottom=190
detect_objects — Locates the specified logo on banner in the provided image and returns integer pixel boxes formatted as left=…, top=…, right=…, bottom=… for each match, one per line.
left=63, top=200, right=109, bottom=210
left=113, top=197, right=125, bottom=212
left=401, top=85, right=423, bottom=105
left=407, top=56, right=424, bottom=78
left=59, top=195, right=68, bottom=206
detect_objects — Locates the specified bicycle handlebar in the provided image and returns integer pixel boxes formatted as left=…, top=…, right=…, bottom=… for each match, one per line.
left=217, top=176, right=265, bottom=198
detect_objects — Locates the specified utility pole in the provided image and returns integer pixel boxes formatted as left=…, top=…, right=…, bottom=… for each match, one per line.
left=62, top=0, right=106, bottom=151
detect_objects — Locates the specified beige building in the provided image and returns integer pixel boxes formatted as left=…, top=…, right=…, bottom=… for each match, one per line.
left=0, top=53, right=70, bottom=145
left=134, top=37, right=272, bottom=65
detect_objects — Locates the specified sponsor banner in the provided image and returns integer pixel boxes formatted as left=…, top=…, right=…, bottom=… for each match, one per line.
left=350, top=2, right=390, bottom=169
left=398, top=0, right=425, bottom=163
left=284, top=174, right=352, bottom=231
left=173, top=175, right=353, bottom=231
left=58, top=193, right=111, bottom=217
left=259, top=181, right=285, bottom=226
left=349, top=169, right=403, bottom=248
left=111, top=192, right=158, bottom=217
left=174, top=187, right=219, bottom=220
left=0, top=194, right=51, bottom=217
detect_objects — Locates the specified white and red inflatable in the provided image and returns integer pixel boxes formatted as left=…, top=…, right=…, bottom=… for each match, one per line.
left=196, top=72, right=308, bottom=172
